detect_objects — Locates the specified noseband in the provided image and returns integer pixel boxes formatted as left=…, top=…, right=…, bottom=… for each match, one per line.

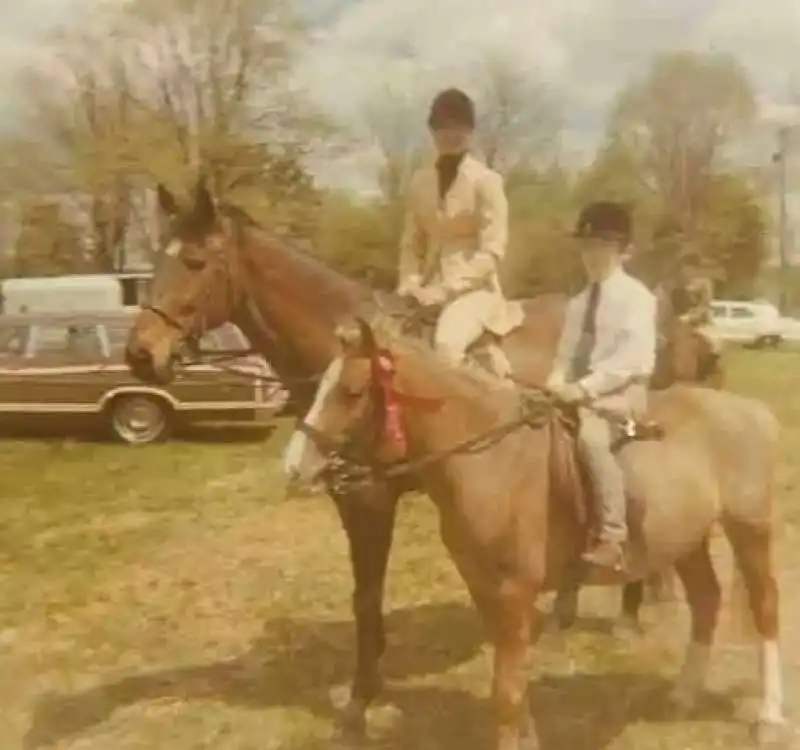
left=142, top=303, right=203, bottom=363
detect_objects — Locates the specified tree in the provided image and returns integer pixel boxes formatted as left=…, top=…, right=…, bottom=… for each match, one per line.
left=472, top=50, right=562, bottom=178
left=12, top=199, right=87, bottom=277
left=605, top=51, right=757, bottom=234
left=358, top=68, right=430, bottom=216
left=3, top=0, right=329, bottom=271
left=695, top=173, right=769, bottom=297
left=312, top=190, right=399, bottom=283
left=501, top=165, right=583, bottom=297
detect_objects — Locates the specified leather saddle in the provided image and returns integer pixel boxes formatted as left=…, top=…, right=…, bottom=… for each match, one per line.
left=378, top=293, right=504, bottom=368
left=398, top=300, right=441, bottom=342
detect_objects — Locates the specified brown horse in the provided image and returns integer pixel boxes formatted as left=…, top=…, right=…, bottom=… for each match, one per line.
left=123, top=176, right=720, bottom=742
left=285, top=316, right=786, bottom=750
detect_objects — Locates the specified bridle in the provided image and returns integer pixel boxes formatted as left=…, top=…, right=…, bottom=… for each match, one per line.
left=141, top=226, right=251, bottom=365
left=295, top=348, right=551, bottom=494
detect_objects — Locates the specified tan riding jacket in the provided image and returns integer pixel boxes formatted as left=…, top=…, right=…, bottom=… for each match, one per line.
left=396, top=153, right=520, bottom=334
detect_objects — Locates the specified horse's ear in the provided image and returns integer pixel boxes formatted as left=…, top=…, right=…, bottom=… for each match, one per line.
left=335, top=317, right=376, bottom=355
left=192, top=174, right=216, bottom=225
left=156, top=184, right=179, bottom=216
left=356, top=317, right=377, bottom=353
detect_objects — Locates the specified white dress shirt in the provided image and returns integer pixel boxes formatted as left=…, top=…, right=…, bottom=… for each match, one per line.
left=553, top=265, right=657, bottom=398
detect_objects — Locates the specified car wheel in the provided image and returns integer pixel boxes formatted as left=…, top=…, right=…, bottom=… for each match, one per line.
left=107, top=394, right=172, bottom=444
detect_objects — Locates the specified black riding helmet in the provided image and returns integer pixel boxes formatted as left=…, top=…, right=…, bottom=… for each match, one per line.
left=428, top=88, right=476, bottom=130
left=573, top=201, right=632, bottom=246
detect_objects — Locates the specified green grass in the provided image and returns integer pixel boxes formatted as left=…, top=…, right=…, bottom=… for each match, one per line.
left=2, top=348, right=800, bottom=749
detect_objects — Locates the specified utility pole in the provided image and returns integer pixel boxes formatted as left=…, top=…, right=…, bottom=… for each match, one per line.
left=773, top=126, right=790, bottom=313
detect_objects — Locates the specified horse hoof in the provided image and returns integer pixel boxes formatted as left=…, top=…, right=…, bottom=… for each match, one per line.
left=611, top=616, right=644, bottom=639
left=751, top=720, right=793, bottom=748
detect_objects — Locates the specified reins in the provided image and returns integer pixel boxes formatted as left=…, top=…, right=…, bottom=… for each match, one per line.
left=297, top=384, right=557, bottom=494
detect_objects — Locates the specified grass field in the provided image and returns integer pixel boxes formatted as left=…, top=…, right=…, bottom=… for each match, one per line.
left=2, top=348, right=800, bottom=749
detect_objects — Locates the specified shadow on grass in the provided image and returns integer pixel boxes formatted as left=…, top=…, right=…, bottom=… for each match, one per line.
left=23, top=601, right=481, bottom=748
left=24, top=598, right=740, bottom=750
left=350, top=673, right=737, bottom=750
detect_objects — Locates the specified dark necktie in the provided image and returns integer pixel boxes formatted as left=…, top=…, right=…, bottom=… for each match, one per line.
left=435, top=152, right=466, bottom=199
left=571, top=282, right=601, bottom=379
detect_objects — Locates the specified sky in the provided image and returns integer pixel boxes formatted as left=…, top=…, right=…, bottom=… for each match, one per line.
left=2, top=0, right=800, bottom=189
left=296, top=0, right=800, bottom=155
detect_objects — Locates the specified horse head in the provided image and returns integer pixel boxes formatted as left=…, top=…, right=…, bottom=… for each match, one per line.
left=282, top=316, right=422, bottom=491
left=651, top=290, right=722, bottom=389
left=125, top=176, right=243, bottom=384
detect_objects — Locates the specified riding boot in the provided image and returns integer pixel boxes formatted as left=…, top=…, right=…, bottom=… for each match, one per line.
left=582, top=539, right=625, bottom=570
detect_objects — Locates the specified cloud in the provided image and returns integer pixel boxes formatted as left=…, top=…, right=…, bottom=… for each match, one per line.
left=4, top=0, right=800, bottom=197
left=0, top=0, right=125, bottom=122
left=297, top=0, right=800, bottom=171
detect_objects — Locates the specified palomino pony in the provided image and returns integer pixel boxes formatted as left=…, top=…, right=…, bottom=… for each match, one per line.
left=123, top=176, right=722, bottom=743
left=284, top=316, right=786, bottom=750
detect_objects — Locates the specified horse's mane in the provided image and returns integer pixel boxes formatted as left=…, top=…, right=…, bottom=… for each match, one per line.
left=218, top=202, right=367, bottom=303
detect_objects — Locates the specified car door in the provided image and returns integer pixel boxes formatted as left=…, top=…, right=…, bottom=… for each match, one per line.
left=18, top=322, right=111, bottom=412
left=728, top=304, right=757, bottom=342
left=175, top=325, right=262, bottom=409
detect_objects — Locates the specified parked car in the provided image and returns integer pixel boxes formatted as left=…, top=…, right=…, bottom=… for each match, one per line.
left=709, top=299, right=785, bottom=348
left=0, top=309, right=287, bottom=444
left=776, top=312, right=800, bottom=344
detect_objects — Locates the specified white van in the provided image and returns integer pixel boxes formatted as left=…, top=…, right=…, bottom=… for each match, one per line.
left=709, top=299, right=784, bottom=347
left=0, top=275, right=125, bottom=314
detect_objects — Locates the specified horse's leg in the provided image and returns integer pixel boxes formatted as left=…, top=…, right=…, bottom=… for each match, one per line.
left=724, top=518, right=788, bottom=744
left=612, top=581, right=645, bottom=637
left=483, top=579, right=540, bottom=750
left=550, top=581, right=579, bottom=631
left=646, top=567, right=679, bottom=602
left=668, top=536, right=721, bottom=714
left=333, top=488, right=399, bottom=745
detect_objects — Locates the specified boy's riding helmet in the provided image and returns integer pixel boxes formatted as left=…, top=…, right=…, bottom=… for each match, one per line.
left=573, top=201, right=632, bottom=246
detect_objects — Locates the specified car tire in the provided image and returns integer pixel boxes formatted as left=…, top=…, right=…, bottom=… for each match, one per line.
left=106, top=394, right=172, bottom=445
left=754, top=335, right=782, bottom=349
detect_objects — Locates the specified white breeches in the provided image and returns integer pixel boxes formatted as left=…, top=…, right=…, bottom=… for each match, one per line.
left=434, top=292, right=490, bottom=364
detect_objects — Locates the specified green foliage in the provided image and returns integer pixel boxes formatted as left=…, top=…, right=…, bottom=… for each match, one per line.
left=0, top=38, right=776, bottom=298
left=11, top=199, right=88, bottom=277
left=2, top=0, right=326, bottom=274
left=569, top=51, right=768, bottom=295
left=311, top=191, right=398, bottom=287
left=695, top=174, right=769, bottom=297
left=503, top=166, right=584, bottom=296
